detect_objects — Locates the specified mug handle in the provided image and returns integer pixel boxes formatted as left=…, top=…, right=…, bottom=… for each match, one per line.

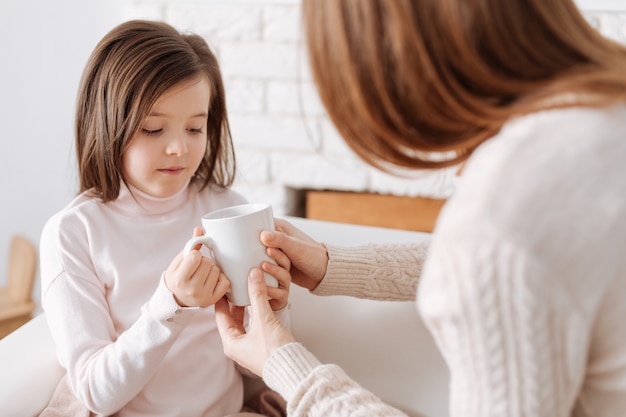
left=183, top=235, right=215, bottom=257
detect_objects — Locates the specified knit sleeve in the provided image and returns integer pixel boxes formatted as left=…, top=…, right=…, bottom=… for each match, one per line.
left=311, top=240, right=429, bottom=301
left=263, top=343, right=409, bottom=417
left=418, top=233, right=589, bottom=417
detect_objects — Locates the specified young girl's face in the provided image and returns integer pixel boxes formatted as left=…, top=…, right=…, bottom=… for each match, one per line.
left=122, top=77, right=210, bottom=198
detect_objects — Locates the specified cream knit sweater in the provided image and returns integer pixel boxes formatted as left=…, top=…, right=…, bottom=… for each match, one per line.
left=263, top=104, right=626, bottom=417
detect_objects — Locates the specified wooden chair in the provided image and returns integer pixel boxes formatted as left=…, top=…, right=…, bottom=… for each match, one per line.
left=0, top=235, right=37, bottom=338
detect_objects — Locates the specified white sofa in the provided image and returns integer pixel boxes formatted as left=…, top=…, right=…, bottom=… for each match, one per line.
left=0, top=217, right=449, bottom=417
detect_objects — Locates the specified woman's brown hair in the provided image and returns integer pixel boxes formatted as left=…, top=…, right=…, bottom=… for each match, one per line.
left=302, top=0, right=626, bottom=171
left=75, top=20, right=235, bottom=201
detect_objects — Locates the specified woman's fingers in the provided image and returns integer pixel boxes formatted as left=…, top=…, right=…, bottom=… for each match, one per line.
left=247, top=268, right=274, bottom=317
left=215, top=297, right=242, bottom=338
left=215, top=268, right=296, bottom=376
left=260, top=218, right=299, bottom=249
left=266, top=246, right=290, bottom=270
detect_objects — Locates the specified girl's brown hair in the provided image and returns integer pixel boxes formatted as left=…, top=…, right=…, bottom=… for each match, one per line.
left=302, top=0, right=626, bottom=171
left=75, top=20, right=235, bottom=201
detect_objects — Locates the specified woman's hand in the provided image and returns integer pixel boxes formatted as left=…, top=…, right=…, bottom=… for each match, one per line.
left=164, top=227, right=231, bottom=307
left=215, top=268, right=296, bottom=377
left=262, top=241, right=292, bottom=311
left=261, top=218, right=328, bottom=291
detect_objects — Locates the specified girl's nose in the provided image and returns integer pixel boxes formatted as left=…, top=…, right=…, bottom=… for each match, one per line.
left=165, top=132, right=188, bottom=156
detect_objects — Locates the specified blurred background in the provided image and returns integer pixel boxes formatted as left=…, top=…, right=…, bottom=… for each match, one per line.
left=1, top=0, right=625, bottom=308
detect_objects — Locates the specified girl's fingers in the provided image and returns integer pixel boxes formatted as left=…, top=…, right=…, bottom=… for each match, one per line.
left=168, top=251, right=184, bottom=271
left=212, top=273, right=231, bottom=300
left=177, top=250, right=203, bottom=281
left=200, top=260, right=220, bottom=286
left=191, top=226, right=205, bottom=251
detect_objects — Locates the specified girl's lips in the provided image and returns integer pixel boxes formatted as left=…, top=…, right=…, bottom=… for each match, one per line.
left=158, top=167, right=184, bottom=175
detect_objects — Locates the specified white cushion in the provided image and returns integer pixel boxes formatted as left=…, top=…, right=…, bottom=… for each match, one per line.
left=0, top=314, right=64, bottom=417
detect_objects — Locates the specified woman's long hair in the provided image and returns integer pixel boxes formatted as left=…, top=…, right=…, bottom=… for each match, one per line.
left=302, top=0, right=626, bottom=170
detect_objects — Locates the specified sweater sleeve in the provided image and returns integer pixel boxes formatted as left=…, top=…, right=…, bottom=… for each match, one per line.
left=40, top=213, right=198, bottom=415
left=263, top=343, right=409, bottom=417
left=312, top=240, right=429, bottom=301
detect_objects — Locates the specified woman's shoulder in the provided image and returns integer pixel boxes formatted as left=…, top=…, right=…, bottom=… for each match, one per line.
left=435, top=103, right=626, bottom=265
left=474, top=103, right=626, bottom=172
left=454, top=104, right=626, bottom=210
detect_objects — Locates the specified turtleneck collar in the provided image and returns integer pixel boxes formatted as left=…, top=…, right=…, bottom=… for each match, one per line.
left=108, top=181, right=192, bottom=217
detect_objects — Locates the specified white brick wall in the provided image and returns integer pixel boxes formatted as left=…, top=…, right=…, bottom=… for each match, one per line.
left=127, top=1, right=626, bottom=215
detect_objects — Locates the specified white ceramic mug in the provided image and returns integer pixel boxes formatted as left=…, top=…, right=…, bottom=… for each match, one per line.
left=183, top=203, right=278, bottom=306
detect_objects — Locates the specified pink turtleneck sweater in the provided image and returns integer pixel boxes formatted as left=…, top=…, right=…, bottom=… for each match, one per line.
left=40, top=182, right=288, bottom=417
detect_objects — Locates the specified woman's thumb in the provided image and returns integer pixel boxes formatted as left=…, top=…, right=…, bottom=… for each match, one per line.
left=247, top=268, right=272, bottom=318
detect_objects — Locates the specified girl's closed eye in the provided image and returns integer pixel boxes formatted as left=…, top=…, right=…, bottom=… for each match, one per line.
left=141, top=127, right=162, bottom=136
left=188, top=127, right=205, bottom=134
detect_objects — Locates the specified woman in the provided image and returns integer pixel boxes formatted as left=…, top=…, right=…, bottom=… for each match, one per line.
left=215, top=1, right=626, bottom=416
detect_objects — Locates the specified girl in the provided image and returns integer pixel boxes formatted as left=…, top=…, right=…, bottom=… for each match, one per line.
left=39, top=20, right=291, bottom=416
left=215, top=1, right=626, bottom=416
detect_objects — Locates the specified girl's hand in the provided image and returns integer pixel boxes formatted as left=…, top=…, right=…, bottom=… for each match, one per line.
left=164, top=227, right=231, bottom=307
left=260, top=218, right=328, bottom=291
left=263, top=242, right=292, bottom=311
left=215, top=268, right=296, bottom=377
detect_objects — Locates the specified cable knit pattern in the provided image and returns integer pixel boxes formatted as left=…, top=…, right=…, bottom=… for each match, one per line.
left=421, top=232, right=582, bottom=417
left=418, top=104, right=626, bottom=417
left=261, top=104, right=626, bottom=417
left=312, top=242, right=428, bottom=301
